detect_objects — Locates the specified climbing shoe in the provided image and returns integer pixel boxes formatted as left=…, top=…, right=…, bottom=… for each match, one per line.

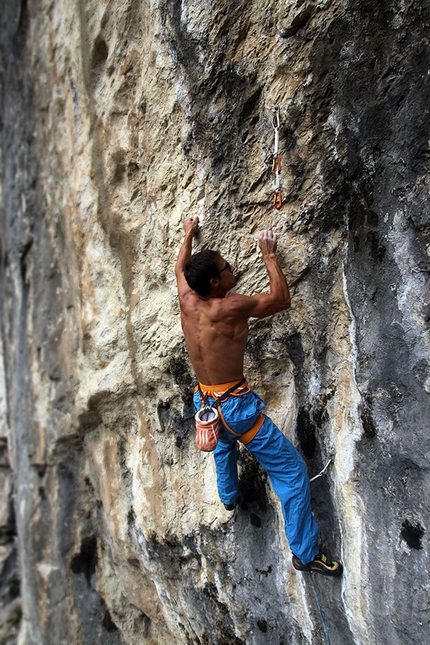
left=292, top=552, right=343, bottom=577
left=223, top=503, right=235, bottom=511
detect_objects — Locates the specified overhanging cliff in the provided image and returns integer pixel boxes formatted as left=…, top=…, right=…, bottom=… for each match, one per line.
left=0, top=1, right=429, bottom=644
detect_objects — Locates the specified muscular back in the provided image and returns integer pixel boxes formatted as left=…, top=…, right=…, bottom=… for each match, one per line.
left=180, top=291, right=248, bottom=385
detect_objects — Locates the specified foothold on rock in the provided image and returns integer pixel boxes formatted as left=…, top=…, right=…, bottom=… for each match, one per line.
left=400, top=519, right=424, bottom=550
left=257, top=619, right=268, bottom=632
left=250, top=512, right=262, bottom=527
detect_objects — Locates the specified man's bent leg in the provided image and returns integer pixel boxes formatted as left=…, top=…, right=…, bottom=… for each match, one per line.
left=247, top=417, right=319, bottom=565
left=213, top=437, right=239, bottom=506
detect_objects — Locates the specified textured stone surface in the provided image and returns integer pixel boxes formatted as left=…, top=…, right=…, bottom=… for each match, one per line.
left=0, top=1, right=429, bottom=644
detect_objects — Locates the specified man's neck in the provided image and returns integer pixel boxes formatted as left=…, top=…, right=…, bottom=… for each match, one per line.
left=200, top=288, right=226, bottom=300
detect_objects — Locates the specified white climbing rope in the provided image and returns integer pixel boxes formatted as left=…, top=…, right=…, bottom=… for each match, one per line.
left=309, top=571, right=333, bottom=645
left=309, top=458, right=332, bottom=482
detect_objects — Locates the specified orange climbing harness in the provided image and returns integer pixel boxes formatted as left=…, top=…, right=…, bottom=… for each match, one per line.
left=195, top=379, right=265, bottom=451
left=272, top=106, right=282, bottom=210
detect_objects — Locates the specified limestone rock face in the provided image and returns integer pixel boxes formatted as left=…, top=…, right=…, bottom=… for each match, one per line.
left=0, top=1, right=429, bottom=644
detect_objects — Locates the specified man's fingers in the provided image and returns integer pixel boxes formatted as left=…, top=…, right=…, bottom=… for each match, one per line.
left=258, top=228, right=278, bottom=255
left=258, top=228, right=277, bottom=243
left=183, top=216, right=200, bottom=233
left=259, top=227, right=276, bottom=237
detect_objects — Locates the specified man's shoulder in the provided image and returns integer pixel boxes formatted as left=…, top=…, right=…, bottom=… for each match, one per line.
left=178, top=286, right=199, bottom=309
left=209, top=293, right=254, bottom=321
left=221, top=292, right=254, bottom=309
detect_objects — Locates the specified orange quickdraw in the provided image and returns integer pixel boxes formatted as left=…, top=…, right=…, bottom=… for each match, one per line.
left=271, top=107, right=282, bottom=210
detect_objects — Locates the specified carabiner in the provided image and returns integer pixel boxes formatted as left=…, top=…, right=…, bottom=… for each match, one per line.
left=273, top=189, right=283, bottom=210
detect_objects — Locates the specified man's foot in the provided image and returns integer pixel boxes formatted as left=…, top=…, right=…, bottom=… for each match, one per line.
left=213, top=502, right=237, bottom=528
left=292, top=552, right=343, bottom=577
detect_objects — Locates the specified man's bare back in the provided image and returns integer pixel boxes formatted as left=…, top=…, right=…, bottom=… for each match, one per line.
left=180, top=290, right=249, bottom=384
left=175, top=217, right=291, bottom=386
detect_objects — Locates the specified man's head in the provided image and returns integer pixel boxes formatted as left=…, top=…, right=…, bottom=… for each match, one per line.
left=184, top=250, right=235, bottom=297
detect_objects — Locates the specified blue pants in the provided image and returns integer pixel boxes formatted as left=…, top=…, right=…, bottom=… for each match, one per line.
left=194, top=387, right=319, bottom=564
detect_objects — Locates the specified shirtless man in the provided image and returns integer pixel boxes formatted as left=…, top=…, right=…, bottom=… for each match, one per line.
left=175, top=216, right=342, bottom=576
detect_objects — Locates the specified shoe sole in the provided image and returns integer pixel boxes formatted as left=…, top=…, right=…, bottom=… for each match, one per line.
left=292, top=557, right=343, bottom=577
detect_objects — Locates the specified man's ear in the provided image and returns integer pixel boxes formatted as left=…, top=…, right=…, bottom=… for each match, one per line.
left=209, top=276, right=220, bottom=289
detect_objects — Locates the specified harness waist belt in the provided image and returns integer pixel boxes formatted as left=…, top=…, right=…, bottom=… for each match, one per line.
left=198, top=379, right=250, bottom=399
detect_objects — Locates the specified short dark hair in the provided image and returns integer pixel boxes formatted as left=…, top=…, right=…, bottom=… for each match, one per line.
left=184, top=249, right=220, bottom=297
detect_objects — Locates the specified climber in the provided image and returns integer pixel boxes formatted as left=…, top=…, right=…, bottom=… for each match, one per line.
left=175, top=216, right=342, bottom=577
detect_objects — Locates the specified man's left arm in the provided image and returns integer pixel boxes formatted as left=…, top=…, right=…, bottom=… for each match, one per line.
left=175, top=216, right=199, bottom=295
left=220, top=229, right=290, bottom=319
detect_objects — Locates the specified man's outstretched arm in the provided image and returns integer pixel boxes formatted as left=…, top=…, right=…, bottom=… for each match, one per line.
left=175, top=216, right=199, bottom=294
left=258, top=228, right=291, bottom=313
left=223, top=228, right=290, bottom=319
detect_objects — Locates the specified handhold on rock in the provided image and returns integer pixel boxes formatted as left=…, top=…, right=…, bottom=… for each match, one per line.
left=278, top=7, right=314, bottom=38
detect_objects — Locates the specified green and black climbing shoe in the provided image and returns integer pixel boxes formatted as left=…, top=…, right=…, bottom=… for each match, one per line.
left=292, top=552, right=343, bottom=577
left=223, top=503, right=235, bottom=511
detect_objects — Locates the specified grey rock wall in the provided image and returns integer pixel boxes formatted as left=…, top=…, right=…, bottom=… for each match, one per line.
left=0, top=1, right=429, bottom=644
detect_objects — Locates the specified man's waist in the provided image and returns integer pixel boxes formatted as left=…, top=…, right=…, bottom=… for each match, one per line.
left=197, top=378, right=249, bottom=399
